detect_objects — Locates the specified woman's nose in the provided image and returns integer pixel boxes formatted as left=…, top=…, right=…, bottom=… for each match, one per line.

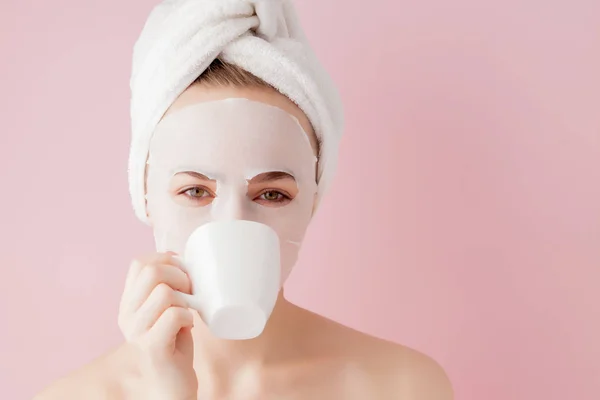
left=211, top=188, right=248, bottom=221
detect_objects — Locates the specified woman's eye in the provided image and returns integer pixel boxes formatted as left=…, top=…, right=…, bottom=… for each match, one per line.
left=261, top=191, right=283, bottom=201
left=257, top=190, right=291, bottom=204
left=183, top=187, right=209, bottom=199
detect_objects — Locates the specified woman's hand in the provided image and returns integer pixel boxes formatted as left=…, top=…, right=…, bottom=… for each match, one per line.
left=117, top=252, right=198, bottom=400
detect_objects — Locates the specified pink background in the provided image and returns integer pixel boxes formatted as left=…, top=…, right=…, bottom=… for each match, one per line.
left=1, top=1, right=598, bottom=399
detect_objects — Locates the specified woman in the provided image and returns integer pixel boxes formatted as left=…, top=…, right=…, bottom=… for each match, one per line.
left=35, top=1, right=452, bottom=399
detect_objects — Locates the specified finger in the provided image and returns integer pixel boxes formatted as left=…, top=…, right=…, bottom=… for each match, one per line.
left=123, top=258, right=144, bottom=297
left=127, top=264, right=191, bottom=313
left=123, top=252, right=182, bottom=294
left=119, top=258, right=146, bottom=321
left=128, top=283, right=188, bottom=339
left=146, top=307, right=194, bottom=351
left=175, top=326, right=194, bottom=361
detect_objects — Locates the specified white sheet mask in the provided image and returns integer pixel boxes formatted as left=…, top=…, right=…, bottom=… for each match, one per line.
left=146, top=98, right=318, bottom=285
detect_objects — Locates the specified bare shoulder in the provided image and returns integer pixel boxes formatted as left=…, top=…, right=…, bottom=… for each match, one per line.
left=33, top=344, right=127, bottom=400
left=364, top=338, right=454, bottom=400
left=306, top=312, right=453, bottom=400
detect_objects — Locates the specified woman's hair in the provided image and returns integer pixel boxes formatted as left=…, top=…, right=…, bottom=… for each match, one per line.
left=195, top=58, right=274, bottom=88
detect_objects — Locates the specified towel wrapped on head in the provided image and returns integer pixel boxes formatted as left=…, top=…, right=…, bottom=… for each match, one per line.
left=128, top=0, right=344, bottom=224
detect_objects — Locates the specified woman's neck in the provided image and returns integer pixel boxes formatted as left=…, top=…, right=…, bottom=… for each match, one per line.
left=190, top=291, right=308, bottom=373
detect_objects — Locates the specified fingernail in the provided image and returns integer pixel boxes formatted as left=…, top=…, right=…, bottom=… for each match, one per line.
left=170, top=253, right=184, bottom=266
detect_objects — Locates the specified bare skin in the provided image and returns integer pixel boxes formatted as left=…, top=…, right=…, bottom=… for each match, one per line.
left=34, top=85, right=453, bottom=400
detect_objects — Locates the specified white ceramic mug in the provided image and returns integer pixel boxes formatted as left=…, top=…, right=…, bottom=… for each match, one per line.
left=177, top=220, right=281, bottom=340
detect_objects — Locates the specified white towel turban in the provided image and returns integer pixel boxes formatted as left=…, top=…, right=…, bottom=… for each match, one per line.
left=128, top=0, right=344, bottom=224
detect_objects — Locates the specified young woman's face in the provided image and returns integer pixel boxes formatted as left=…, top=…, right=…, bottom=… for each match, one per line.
left=145, top=84, right=319, bottom=285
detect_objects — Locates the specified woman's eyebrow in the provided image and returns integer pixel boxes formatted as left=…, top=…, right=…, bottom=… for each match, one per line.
left=173, top=171, right=215, bottom=181
left=248, top=171, right=296, bottom=184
